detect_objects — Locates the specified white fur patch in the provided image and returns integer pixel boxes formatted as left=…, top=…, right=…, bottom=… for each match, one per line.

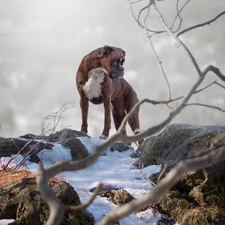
left=83, top=67, right=108, bottom=100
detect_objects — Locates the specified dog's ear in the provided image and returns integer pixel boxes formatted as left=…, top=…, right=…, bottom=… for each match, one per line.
left=98, top=45, right=115, bottom=57
left=118, top=48, right=126, bottom=57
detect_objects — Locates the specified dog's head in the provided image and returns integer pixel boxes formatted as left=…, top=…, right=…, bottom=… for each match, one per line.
left=98, top=45, right=126, bottom=79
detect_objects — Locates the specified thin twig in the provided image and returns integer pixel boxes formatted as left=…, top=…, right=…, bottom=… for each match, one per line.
left=153, top=1, right=202, bottom=76
left=170, top=0, right=190, bottom=32
left=129, top=0, right=165, bottom=34
left=215, top=81, right=225, bottom=89
left=142, top=1, right=172, bottom=99
left=177, top=11, right=225, bottom=37
left=185, top=103, right=225, bottom=113
left=67, top=183, right=103, bottom=212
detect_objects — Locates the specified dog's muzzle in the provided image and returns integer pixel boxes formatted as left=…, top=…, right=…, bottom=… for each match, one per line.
left=109, top=66, right=124, bottom=79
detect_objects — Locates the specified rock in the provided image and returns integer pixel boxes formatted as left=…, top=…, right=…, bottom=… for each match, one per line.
left=19, top=128, right=89, bottom=142
left=109, top=142, right=131, bottom=152
left=0, top=170, right=94, bottom=225
left=0, top=137, right=53, bottom=163
left=154, top=190, right=225, bottom=225
left=59, top=137, right=89, bottom=160
left=136, top=123, right=225, bottom=224
left=99, top=188, right=134, bottom=205
left=90, top=185, right=134, bottom=205
left=46, top=128, right=90, bottom=142
left=135, top=123, right=225, bottom=168
left=19, top=133, right=45, bottom=140
left=0, top=129, right=134, bottom=166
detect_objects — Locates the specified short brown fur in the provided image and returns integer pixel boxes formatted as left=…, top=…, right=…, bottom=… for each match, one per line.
left=76, top=45, right=141, bottom=143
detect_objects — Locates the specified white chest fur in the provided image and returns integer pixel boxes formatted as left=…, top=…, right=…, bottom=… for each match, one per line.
left=83, top=67, right=108, bottom=100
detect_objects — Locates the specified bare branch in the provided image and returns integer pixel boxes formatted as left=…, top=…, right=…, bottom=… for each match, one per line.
left=204, top=65, right=225, bottom=82
left=139, top=1, right=171, bottom=99
left=2, top=139, right=33, bottom=171
left=41, top=100, right=75, bottom=136
left=37, top=132, right=123, bottom=180
left=37, top=163, right=103, bottom=225
left=152, top=2, right=202, bottom=76
left=129, top=0, right=165, bottom=34
left=145, top=31, right=172, bottom=99
left=215, top=81, right=225, bottom=89
left=177, top=11, right=225, bottom=37
left=139, top=166, right=157, bottom=187
left=120, top=72, right=205, bottom=143
left=170, top=0, right=190, bottom=32
left=67, top=183, right=103, bottom=212
left=185, top=103, right=225, bottom=113
left=194, top=79, right=217, bottom=94
left=37, top=162, right=66, bottom=225
left=12, top=140, right=41, bottom=170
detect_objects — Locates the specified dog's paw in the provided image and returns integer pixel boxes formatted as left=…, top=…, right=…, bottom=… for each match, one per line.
left=99, top=134, right=107, bottom=140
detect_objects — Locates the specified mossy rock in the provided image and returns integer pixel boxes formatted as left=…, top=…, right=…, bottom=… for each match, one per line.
left=155, top=190, right=225, bottom=225
left=180, top=207, right=225, bottom=225
left=0, top=171, right=94, bottom=225
left=138, top=124, right=225, bottom=224
left=154, top=190, right=196, bottom=221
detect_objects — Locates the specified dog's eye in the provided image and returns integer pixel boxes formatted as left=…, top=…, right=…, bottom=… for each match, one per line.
left=112, top=60, right=119, bottom=66
left=120, top=59, right=125, bottom=66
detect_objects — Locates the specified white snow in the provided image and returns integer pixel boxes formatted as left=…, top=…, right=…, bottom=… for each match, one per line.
left=0, top=137, right=163, bottom=225
left=0, top=220, right=15, bottom=225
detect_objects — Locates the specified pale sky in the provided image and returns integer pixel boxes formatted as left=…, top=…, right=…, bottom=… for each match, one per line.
left=0, top=0, right=225, bottom=138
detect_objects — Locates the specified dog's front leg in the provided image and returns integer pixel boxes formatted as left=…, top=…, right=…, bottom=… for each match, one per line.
left=100, top=76, right=112, bottom=139
left=80, top=91, right=89, bottom=133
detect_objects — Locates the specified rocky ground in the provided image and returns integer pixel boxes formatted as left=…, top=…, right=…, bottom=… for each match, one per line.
left=1, top=124, right=225, bottom=224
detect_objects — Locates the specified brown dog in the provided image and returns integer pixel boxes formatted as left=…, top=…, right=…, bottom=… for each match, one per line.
left=76, top=45, right=141, bottom=142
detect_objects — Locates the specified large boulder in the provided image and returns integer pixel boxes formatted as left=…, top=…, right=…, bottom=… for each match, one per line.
left=135, top=123, right=225, bottom=168
left=0, top=170, right=94, bottom=225
left=136, top=123, right=225, bottom=224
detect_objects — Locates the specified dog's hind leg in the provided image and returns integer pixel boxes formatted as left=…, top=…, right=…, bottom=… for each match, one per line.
left=125, top=96, right=143, bottom=145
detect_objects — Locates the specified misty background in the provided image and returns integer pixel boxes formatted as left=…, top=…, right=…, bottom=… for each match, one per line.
left=0, top=0, right=225, bottom=138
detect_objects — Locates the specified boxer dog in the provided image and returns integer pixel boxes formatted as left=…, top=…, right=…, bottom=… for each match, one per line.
left=76, top=45, right=142, bottom=143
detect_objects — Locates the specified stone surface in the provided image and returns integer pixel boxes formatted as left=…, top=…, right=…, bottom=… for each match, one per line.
left=59, top=137, right=90, bottom=160
left=109, top=142, right=131, bottom=152
left=19, top=128, right=90, bottom=142
left=46, top=128, right=90, bottom=142
left=135, top=123, right=225, bottom=168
